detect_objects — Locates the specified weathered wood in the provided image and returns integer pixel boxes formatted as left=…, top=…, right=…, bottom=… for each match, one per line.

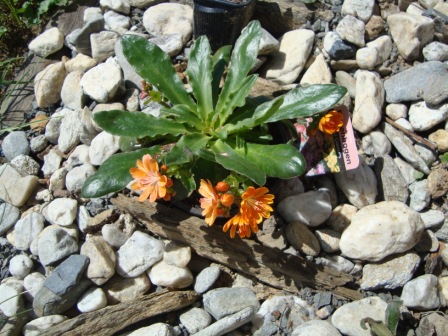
left=40, top=290, right=199, bottom=336
left=112, top=195, right=363, bottom=301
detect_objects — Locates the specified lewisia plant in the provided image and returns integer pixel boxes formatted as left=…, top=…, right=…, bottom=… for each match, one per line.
left=81, top=20, right=347, bottom=238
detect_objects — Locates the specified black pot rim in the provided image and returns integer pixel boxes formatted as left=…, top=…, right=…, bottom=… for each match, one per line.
left=193, top=0, right=253, bottom=9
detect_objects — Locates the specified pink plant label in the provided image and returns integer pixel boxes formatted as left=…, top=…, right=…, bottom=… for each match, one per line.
left=294, top=105, right=359, bottom=176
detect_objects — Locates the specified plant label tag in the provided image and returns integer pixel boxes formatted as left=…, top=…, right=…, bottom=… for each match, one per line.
left=294, top=105, right=359, bottom=176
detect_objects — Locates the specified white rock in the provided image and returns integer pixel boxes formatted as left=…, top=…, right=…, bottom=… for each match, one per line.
left=292, top=320, right=342, bottom=336
left=47, top=198, right=78, bottom=226
left=352, top=70, right=384, bottom=134
left=61, top=71, right=86, bottom=110
left=83, top=7, right=102, bottom=23
left=325, top=204, right=358, bottom=233
left=387, top=12, right=434, bottom=61
left=409, top=179, right=431, bottom=212
left=179, top=307, right=212, bottom=334
left=41, top=149, right=63, bottom=177
left=315, top=229, right=341, bottom=253
left=341, top=0, right=375, bottom=22
left=356, top=35, right=392, bottom=69
left=65, top=53, right=97, bottom=73
left=28, top=27, right=64, bottom=58
left=66, top=144, right=91, bottom=168
left=331, top=297, right=387, bottom=336
left=360, top=252, right=421, bottom=290
left=300, top=54, right=332, bottom=85
left=89, top=131, right=121, bottom=165
left=0, top=164, right=38, bottom=207
left=387, top=104, right=408, bottom=121
left=12, top=212, right=45, bottom=251
left=163, top=242, right=191, bottom=267
left=423, top=41, right=448, bottom=61
left=81, top=59, right=123, bottom=103
left=104, top=274, right=151, bottom=304
left=340, top=201, right=425, bottom=261
left=420, top=209, right=446, bottom=229
left=9, top=255, right=34, bottom=280
left=34, top=61, right=67, bottom=108
left=104, top=10, right=130, bottom=35
left=57, top=108, right=83, bottom=153
left=278, top=190, right=332, bottom=226
left=100, top=0, right=130, bottom=14
left=30, top=135, right=48, bottom=153
left=394, top=157, right=422, bottom=186
left=335, top=71, right=356, bottom=98
left=80, top=235, right=116, bottom=285
left=37, top=226, right=78, bottom=265
left=263, top=29, right=315, bottom=85
left=0, top=282, right=24, bottom=317
left=409, top=101, right=448, bottom=131
left=143, top=3, right=193, bottom=44
left=128, top=323, right=173, bottom=336
left=65, top=163, right=96, bottom=193
left=91, top=31, right=119, bottom=63
left=22, top=315, right=67, bottom=336
left=148, top=260, right=193, bottom=288
left=318, top=255, right=355, bottom=274
left=401, top=274, right=440, bottom=310
left=259, top=28, right=279, bottom=55
left=362, top=129, right=392, bottom=157
left=45, top=108, right=67, bottom=144
left=334, top=157, right=377, bottom=209
left=128, top=0, right=158, bottom=8
left=336, top=15, right=365, bottom=47
left=10, top=154, right=39, bottom=176
left=76, top=287, right=107, bottom=313
left=148, top=33, right=184, bottom=57
left=23, top=272, right=46, bottom=301
left=116, top=231, right=164, bottom=277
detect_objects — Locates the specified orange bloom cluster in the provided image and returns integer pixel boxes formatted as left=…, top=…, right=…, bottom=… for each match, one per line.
left=198, top=179, right=234, bottom=225
left=318, top=110, right=343, bottom=135
left=130, top=154, right=174, bottom=202
left=198, top=180, right=274, bottom=239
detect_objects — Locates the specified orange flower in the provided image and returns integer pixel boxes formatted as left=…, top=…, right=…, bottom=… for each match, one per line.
left=220, top=193, right=235, bottom=208
left=318, top=110, right=343, bottom=135
left=216, top=181, right=230, bottom=192
left=129, top=154, right=173, bottom=203
left=223, top=186, right=274, bottom=238
left=198, top=179, right=220, bottom=226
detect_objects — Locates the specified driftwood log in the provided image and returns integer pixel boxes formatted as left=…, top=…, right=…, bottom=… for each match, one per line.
left=112, top=194, right=363, bottom=301
left=40, top=290, right=199, bottom=336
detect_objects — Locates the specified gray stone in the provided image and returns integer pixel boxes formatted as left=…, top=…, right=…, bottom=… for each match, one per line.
left=360, top=252, right=421, bottom=290
left=0, top=203, right=20, bottom=236
left=374, top=155, right=409, bottom=203
left=409, top=179, right=431, bottom=212
left=203, top=287, right=259, bottom=320
left=259, top=28, right=279, bottom=55
left=332, top=297, right=387, bottom=336
left=30, top=134, right=48, bottom=153
left=285, top=221, right=321, bottom=256
left=2, top=131, right=30, bottom=162
left=277, top=190, right=332, bottom=226
left=115, top=231, right=164, bottom=277
left=65, top=16, right=105, bottom=55
left=114, top=36, right=144, bottom=89
left=420, top=209, right=446, bottom=229
left=194, top=307, right=254, bottom=336
left=401, top=274, right=440, bottom=310
left=382, top=122, right=430, bottom=174
left=179, top=307, right=212, bottom=334
left=384, top=61, right=448, bottom=105
left=65, top=163, right=96, bottom=193
left=194, top=266, right=221, bottom=294
left=423, top=41, right=448, bottom=61
left=12, top=212, right=45, bottom=251
left=37, top=226, right=79, bottom=266
left=415, top=229, right=439, bottom=252
left=323, top=32, right=357, bottom=60
left=292, top=320, right=342, bottom=336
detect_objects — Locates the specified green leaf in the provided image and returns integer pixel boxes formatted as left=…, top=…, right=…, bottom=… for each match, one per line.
left=121, top=34, right=196, bottom=110
left=386, top=300, right=402, bottom=335
left=235, top=142, right=306, bottom=179
left=164, top=133, right=211, bottom=165
left=81, top=147, right=161, bottom=198
left=93, top=110, right=186, bottom=138
left=265, top=84, right=348, bottom=122
left=161, top=105, right=204, bottom=127
left=187, top=36, right=214, bottom=123
left=211, top=45, right=231, bottom=108
left=211, top=140, right=266, bottom=186
left=215, top=21, right=262, bottom=124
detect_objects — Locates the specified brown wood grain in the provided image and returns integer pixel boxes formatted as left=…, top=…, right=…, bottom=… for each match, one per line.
left=112, top=194, right=362, bottom=301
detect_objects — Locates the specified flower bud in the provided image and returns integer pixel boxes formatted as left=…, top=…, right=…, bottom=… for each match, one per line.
left=216, top=181, right=230, bottom=192
left=220, top=193, right=234, bottom=207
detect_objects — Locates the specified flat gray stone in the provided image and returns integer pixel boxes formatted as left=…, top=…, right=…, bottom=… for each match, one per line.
left=1, top=131, right=30, bottom=161
left=0, top=203, right=20, bottom=236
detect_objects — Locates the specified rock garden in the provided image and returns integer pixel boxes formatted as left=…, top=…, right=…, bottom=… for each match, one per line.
left=1, top=0, right=448, bottom=335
